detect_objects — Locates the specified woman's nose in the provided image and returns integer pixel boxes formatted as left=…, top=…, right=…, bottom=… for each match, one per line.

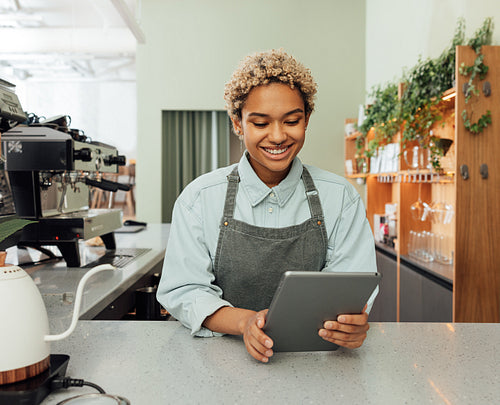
left=268, top=123, right=287, bottom=144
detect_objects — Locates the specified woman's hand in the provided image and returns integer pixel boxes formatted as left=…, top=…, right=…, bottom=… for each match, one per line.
left=240, top=309, right=274, bottom=363
left=318, top=306, right=369, bottom=349
left=203, top=307, right=273, bottom=363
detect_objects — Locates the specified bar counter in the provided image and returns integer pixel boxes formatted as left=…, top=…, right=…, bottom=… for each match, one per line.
left=43, top=321, right=500, bottom=404
left=12, top=224, right=498, bottom=404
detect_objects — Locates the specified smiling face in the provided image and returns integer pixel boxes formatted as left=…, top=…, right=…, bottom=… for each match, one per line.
left=232, top=82, right=309, bottom=188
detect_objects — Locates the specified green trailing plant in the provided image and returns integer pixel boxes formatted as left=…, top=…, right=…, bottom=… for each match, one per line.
left=356, top=17, right=493, bottom=171
left=396, top=18, right=467, bottom=170
left=461, top=109, right=491, bottom=134
left=358, top=82, right=399, bottom=158
left=399, top=58, right=446, bottom=148
left=459, top=17, right=494, bottom=135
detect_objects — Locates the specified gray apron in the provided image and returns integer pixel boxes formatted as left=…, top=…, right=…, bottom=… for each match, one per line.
left=213, top=165, right=328, bottom=311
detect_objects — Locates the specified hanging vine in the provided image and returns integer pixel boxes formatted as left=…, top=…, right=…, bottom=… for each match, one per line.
left=459, top=17, right=494, bottom=135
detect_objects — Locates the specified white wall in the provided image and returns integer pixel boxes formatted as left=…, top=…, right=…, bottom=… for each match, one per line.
left=366, top=0, right=500, bottom=95
left=15, top=81, right=137, bottom=161
left=136, top=0, right=366, bottom=222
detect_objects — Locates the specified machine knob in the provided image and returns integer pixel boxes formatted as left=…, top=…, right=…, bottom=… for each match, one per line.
left=73, top=148, right=92, bottom=162
left=103, top=155, right=126, bottom=166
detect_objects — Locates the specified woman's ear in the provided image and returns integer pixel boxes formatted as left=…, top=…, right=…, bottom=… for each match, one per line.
left=305, top=113, right=311, bottom=130
left=231, top=117, right=242, bottom=135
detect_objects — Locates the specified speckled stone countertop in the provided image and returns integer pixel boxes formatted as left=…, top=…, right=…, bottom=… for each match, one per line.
left=15, top=225, right=498, bottom=404
left=42, top=321, right=500, bottom=404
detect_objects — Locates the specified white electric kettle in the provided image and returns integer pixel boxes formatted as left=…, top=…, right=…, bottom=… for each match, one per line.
left=0, top=263, right=114, bottom=385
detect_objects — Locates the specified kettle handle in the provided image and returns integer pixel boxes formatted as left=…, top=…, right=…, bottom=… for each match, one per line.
left=45, top=264, right=115, bottom=342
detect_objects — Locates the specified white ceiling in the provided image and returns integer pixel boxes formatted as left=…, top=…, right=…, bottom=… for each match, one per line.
left=0, top=0, right=143, bottom=81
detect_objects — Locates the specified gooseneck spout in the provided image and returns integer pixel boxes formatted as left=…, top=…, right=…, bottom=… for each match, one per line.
left=44, top=264, right=115, bottom=342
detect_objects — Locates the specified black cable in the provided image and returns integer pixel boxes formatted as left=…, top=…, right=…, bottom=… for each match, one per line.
left=51, top=377, right=106, bottom=394
left=82, top=381, right=106, bottom=394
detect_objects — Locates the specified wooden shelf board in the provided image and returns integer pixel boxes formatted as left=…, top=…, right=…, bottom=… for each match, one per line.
left=366, top=170, right=455, bottom=179
left=345, top=131, right=363, bottom=141
left=345, top=173, right=368, bottom=179
left=441, top=87, right=456, bottom=100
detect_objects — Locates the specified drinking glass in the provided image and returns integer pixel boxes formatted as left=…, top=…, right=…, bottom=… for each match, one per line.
left=415, top=232, right=425, bottom=259
left=421, top=231, right=434, bottom=262
left=408, top=230, right=417, bottom=257
left=435, top=234, right=453, bottom=265
left=430, top=232, right=440, bottom=261
left=420, top=147, right=433, bottom=171
left=404, top=146, right=420, bottom=170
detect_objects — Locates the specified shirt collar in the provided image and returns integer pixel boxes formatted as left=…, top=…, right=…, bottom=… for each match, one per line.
left=238, top=152, right=303, bottom=207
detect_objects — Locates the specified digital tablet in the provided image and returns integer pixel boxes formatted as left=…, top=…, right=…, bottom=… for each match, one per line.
left=263, top=271, right=381, bottom=352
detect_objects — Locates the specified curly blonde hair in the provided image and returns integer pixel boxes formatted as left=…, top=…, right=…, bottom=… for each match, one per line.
left=224, top=49, right=318, bottom=121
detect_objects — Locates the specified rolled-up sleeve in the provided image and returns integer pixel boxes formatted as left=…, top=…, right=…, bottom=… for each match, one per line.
left=157, top=196, right=232, bottom=336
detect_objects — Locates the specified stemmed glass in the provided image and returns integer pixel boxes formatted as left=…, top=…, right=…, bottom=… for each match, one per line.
left=410, top=183, right=427, bottom=221
left=430, top=201, right=455, bottom=225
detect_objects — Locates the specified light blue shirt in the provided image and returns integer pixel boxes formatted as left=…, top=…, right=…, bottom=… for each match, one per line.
left=157, top=153, right=377, bottom=336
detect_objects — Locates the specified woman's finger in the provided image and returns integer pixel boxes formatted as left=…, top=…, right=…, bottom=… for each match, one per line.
left=244, top=337, right=270, bottom=362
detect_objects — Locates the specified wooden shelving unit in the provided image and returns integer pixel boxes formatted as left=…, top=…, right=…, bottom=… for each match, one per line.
left=345, top=46, right=500, bottom=323
left=343, top=129, right=369, bottom=177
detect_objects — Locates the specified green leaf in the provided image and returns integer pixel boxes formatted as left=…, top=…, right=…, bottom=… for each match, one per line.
left=0, top=217, right=37, bottom=244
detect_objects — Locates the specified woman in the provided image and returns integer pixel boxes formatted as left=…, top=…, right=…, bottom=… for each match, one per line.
left=157, top=49, right=377, bottom=363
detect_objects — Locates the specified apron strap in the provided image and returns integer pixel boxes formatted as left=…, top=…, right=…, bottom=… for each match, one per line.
left=222, top=166, right=240, bottom=222
left=302, top=167, right=325, bottom=221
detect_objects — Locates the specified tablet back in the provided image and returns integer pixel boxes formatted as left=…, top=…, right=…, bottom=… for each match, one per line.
left=263, top=271, right=381, bottom=352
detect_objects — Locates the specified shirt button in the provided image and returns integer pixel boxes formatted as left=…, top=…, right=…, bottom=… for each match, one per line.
left=270, top=192, right=275, bottom=198
left=268, top=207, right=273, bottom=213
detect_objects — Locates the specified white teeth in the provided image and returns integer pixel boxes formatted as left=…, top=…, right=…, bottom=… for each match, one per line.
left=264, top=147, right=288, bottom=154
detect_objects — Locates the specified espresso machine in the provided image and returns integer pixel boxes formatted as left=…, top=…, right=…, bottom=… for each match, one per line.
left=1, top=80, right=128, bottom=267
